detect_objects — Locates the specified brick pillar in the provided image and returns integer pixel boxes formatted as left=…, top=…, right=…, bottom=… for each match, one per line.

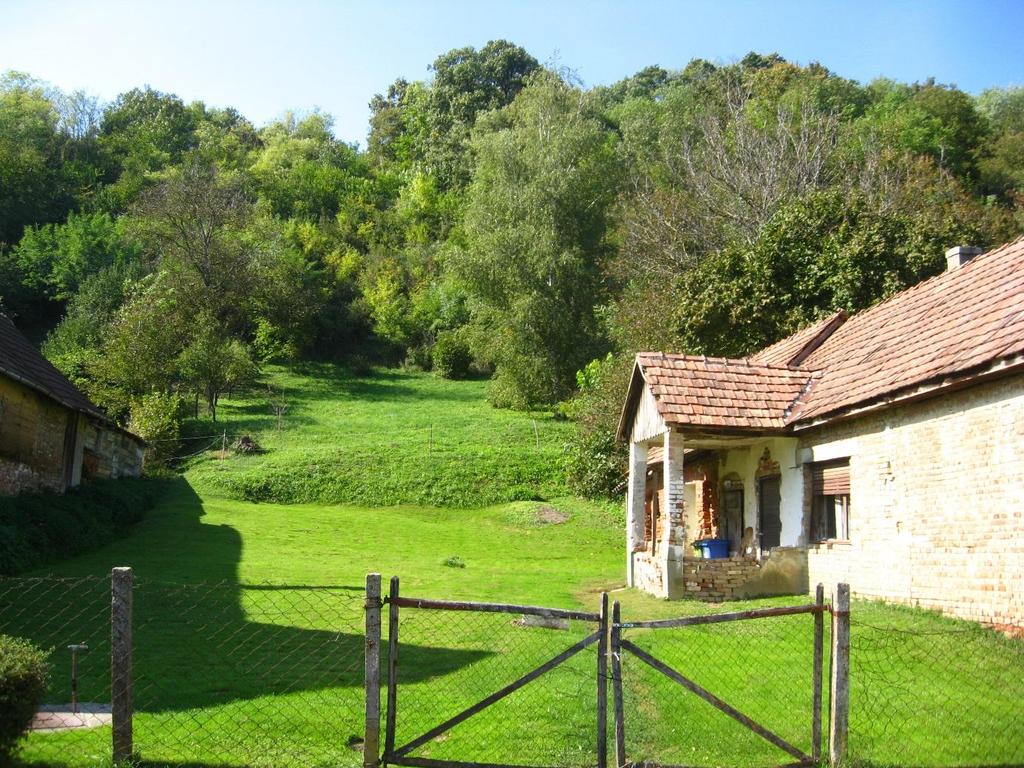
left=625, top=440, right=649, bottom=587
left=661, top=431, right=685, bottom=596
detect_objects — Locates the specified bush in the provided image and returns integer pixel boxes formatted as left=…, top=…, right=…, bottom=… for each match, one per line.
left=0, top=477, right=171, bottom=575
left=432, top=331, right=472, bottom=380
left=565, top=354, right=632, bottom=497
left=0, top=635, right=49, bottom=763
left=129, top=392, right=184, bottom=468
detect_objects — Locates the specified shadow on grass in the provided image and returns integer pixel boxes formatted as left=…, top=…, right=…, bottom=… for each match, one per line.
left=3, top=477, right=488, bottom=718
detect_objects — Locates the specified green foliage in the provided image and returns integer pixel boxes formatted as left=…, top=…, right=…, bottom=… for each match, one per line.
left=98, top=86, right=198, bottom=208
left=564, top=354, right=633, bottom=497
left=177, top=326, right=257, bottom=421
left=12, top=211, right=137, bottom=302
left=0, top=635, right=49, bottom=763
left=432, top=330, right=472, bottom=379
left=130, top=392, right=185, bottom=467
left=252, top=112, right=371, bottom=221
left=456, top=72, right=620, bottom=407
left=0, top=73, right=71, bottom=248
left=387, top=40, right=541, bottom=190
left=676, top=180, right=1004, bottom=356
left=442, top=555, right=466, bottom=568
left=42, top=260, right=145, bottom=385
left=0, top=477, right=169, bottom=575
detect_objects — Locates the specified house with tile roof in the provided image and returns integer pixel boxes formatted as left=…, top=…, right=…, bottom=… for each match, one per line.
left=0, top=312, right=144, bottom=495
left=617, top=240, right=1024, bottom=628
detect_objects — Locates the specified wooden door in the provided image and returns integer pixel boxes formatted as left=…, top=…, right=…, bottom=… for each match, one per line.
left=758, top=475, right=782, bottom=552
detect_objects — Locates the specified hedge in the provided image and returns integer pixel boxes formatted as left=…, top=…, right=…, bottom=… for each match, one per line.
left=0, top=476, right=170, bottom=575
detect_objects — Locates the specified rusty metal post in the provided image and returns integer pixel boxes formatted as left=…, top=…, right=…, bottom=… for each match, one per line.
left=611, top=601, right=626, bottom=768
left=597, top=593, right=609, bottom=768
left=111, top=567, right=133, bottom=764
left=384, top=576, right=400, bottom=765
left=365, top=574, right=382, bottom=768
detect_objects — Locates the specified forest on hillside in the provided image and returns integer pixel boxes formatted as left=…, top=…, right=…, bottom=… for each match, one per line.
left=1, top=43, right=1022, bottom=493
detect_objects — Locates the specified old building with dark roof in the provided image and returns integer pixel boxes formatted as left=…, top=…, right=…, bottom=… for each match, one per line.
left=0, top=313, right=144, bottom=495
left=618, top=240, right=1024, bottom=629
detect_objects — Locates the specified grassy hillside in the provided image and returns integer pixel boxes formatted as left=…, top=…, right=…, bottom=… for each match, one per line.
left=184, top=364, right=577, bottom=508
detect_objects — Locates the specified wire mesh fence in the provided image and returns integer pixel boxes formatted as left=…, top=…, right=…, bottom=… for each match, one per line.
left=130, top=579, right=366, bottom=767
left=616, top=607, right=825, bottom=768
left=3, top=575, right=366, bottom=768
left=2, top=573, right=1022, bottom=768
left=0, top=576, right=112, bottom=766
left=848, top=605, right=1024, bottom=767
left=384, top=602, right=602, bottom=768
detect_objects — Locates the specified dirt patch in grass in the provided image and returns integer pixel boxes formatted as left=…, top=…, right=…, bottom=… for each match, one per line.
left=536, top=505, right=569, bottom=524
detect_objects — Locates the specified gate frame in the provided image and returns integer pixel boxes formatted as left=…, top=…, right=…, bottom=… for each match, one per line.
left=611, top=584, right=839, bottom=768
left=364, top=577, right=849, bottom=768
left=373, top=575, right=608, bottom=768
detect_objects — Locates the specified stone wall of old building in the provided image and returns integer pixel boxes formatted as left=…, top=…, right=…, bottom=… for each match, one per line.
left=801, top=373, right=1024, bottom=628
left=82, top=422, right=144, bottom=481
left=0, top=376, right=74, bottom=495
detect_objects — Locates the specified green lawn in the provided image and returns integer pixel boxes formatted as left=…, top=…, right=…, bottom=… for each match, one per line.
left=5, top=365, right=1022, bottom=767
left=184, top=364, right=575, bottom=508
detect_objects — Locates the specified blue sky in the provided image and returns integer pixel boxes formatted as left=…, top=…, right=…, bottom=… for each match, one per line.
left=2, top=0, right=1023, bottom=145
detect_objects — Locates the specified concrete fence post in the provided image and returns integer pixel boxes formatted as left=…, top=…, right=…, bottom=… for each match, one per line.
left=111, top=567, right=133, bottom=764
left=364, top=573, right=382, bottom=768
left=829, top=582, right=851, bottom=765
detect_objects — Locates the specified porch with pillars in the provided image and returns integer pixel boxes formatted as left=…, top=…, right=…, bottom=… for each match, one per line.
left=625, top=429, right=808, bottom=600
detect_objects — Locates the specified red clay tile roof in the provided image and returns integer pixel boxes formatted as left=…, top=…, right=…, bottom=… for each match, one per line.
left=751, top=310, right=848, bottom=367
left=622, top=236, right=1024, bottom=437
left=796, top=236, right=1024, bottom=421
left=0, top=312, right=107, bottom=420
left=635, top=353, right=815, bottom=431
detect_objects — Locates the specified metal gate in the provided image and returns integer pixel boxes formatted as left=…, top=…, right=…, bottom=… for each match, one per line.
left=364, top=576, right=848, bottom=768
left=610, top=591, right=831, bottom=768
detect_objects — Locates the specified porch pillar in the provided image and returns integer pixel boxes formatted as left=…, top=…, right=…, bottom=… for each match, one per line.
left=661, top=431, right=686, bottom=596
left=625, top=440, right=649, bottom=587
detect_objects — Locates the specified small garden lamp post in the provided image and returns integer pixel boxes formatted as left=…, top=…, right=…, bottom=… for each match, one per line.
left=67, top=643, right=89, bottom=714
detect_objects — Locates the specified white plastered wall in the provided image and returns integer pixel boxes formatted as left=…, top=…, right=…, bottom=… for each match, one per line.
left=718, top=437, right=804, bottom=550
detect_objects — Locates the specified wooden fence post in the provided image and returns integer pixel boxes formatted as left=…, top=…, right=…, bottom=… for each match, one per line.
left=611, top=600, right=626, bottom=768
left=597, top=593, right=609, bottom=768
left=829, top=582, right=850, bottom=766
left=365, top=573, right=382, bottom=768
left=111, top=567, right=133, bottom=765
left=812, top=583, right=824, bottom=763
left=384, top=576, right=400, bottom=764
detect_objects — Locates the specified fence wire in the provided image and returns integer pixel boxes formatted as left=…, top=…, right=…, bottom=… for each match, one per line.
left=0, top=576, right=112, bottom=767
left=3, top=576, right=366, bottom=768
left=3, top=575, right=1022, bottom=768
left=386, top=605, right=600, bottom=768
left=848, top=606, right=1024, bottom=767
left=617, top=608, right=822, bottom=768
left=130, top=579, right=366, bottom=768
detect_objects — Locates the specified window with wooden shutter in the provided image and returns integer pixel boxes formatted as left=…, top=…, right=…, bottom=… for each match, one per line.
left=810, top=459, right=850, bottom=542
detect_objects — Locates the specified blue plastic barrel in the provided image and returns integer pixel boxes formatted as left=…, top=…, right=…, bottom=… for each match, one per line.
left=706, top=539, right=730, bottom=558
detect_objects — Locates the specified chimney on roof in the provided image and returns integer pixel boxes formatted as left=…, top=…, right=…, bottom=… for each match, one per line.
left=945, top=245, right=983, bottom=271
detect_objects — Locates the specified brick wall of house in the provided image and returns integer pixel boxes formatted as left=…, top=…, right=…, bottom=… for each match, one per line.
left=802, top=373, right=1024, bottom=629
left=0, top=376, right=72, bottom=495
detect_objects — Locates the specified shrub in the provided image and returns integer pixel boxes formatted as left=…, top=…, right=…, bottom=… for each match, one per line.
left=0, top=635, right=49, bottom=763
left=432, top=331, right=472, bottom=380
left=443, top=555, right=466, bottom=569
left=0, top=477, right=171, bottom=575
left=565, top=354, right=632, bottom=497
left=130, top=392, right=184, bottom=468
